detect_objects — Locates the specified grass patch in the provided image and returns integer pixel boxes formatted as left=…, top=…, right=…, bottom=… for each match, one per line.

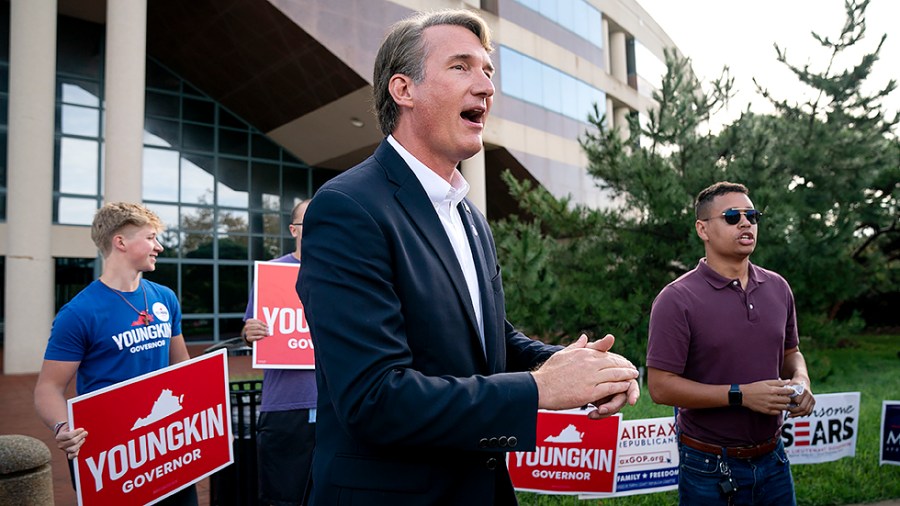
left=516, top=334, right=900, bottom=505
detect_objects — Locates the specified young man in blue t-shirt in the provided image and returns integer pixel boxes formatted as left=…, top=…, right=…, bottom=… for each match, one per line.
left=34, top=202, right=195, bottom=505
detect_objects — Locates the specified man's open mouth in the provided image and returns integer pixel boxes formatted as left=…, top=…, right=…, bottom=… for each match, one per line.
left=461, top=107, right=485, bottom=123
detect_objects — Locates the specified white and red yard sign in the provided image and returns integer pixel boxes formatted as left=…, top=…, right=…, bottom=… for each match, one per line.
left=508, top=409, right=620, bottom=495
left=68, top=350, right=233, bottom=506
left=251, top=262, right=314, bottom=369
left=783, top=391, right=860, bottom=464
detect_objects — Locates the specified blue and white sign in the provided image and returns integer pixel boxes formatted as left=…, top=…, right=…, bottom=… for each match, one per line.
left=581, top=416, right=679, bottom=499
left=880, top=401, right=900, bottom=466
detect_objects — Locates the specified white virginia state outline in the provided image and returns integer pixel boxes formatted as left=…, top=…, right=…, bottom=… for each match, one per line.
left=545, top=423, right=584, bottom=443
left=131, top=388, right=185, bottom=430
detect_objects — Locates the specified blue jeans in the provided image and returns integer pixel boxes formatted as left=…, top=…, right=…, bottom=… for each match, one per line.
left=678, top=439, right=796, bottom=506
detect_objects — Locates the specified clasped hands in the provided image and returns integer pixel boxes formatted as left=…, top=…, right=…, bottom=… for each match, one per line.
left=532, top=334, right=640, bottom=420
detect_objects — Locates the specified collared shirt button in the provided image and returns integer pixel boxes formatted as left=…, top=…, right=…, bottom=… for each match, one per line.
left=486, top=457, right=498, bottom=470
left=478, top=438, right=488, bottom=448
left=749, top=303, right=754, bottom=309
left=732, top=280, right=739, bottom=286
left=508, top=436, right=518, bottom=447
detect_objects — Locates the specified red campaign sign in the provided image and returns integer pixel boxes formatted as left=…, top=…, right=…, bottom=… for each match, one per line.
left=508, top=410, right=620, bottom=495
left=252, top=262, right=314, bottom=369
left=68, top=350, right=233, bottom=506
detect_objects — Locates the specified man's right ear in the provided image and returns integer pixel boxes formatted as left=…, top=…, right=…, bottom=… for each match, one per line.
left=111, top=234, right=128, bottom=252
left=388, top=73, right=414, bottom=108
left=695, top=219, right=709, bottom=242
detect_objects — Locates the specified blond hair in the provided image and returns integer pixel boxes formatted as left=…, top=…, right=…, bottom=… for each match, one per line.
left=91, top=202, right=163, bottom=257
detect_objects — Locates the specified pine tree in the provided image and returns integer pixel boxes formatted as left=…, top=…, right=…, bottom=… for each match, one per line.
left=494, top=0, right=899, bottom=359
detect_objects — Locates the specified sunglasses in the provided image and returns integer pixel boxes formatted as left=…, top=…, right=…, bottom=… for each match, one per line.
left=706, top=208, right=762, bottom=225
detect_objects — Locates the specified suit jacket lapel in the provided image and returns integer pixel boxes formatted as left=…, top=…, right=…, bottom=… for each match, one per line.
left=458, top=199, right=498, bottom=371
left=376, top=141, right=483, bottom=353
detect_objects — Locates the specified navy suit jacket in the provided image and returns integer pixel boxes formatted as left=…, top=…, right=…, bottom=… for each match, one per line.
left=297, top=140, right=561, bottom=505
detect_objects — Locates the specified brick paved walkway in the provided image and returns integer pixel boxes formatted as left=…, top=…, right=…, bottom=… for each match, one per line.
left=0, top=346, right=256, bottom=506
left=4, top=347, right=897, bottom=506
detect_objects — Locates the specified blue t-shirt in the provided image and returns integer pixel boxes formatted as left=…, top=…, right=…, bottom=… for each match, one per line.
left=245, top=254, right=317, bottom=413
left=44, top=279, right=183, bottom=396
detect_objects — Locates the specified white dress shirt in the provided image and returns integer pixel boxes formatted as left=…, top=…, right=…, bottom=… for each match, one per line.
left=387, top=135, right=485, bottom=351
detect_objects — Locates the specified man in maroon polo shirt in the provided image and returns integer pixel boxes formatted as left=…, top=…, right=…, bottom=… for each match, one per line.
left=647, top=181, right=816, bottom=505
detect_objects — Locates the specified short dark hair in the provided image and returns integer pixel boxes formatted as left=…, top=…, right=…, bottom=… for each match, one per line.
left=372, top=9, right=492, bottom=136
left=695, top=181, right=749, bottom=220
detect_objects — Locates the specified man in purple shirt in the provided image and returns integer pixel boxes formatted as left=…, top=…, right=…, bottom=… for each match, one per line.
left=647, top=182, right=816, bottom=505
left=242, top=200, right=315, bottom=505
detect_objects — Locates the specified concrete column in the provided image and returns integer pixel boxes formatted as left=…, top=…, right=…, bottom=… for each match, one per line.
left=606, top=97, right=615, bottom=130
left=103, top=0, right=147, bottom=203
left=609, top=31, right=627, bottom=83
left=614, top=106, right=631, bottom=142
left=601, top=18, right=611, bottom=72
left=5, top=0, right=57, bottom=374
left=461, top=148, right=487, bottom=215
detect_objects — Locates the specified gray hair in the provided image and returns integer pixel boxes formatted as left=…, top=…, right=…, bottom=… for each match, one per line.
left=373, top=9, right=493, bottom=136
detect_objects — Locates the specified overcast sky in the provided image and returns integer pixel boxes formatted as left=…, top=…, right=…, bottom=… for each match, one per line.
left=634, top=0, right=900, bottom=131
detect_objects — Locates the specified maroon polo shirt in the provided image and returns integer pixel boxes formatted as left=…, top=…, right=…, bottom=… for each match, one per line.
left=647, top=259, right=799, bottom=446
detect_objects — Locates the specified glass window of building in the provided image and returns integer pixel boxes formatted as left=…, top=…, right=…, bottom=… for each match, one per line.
left=50, top=15, right=328, bottom=344
left=0, top=257, right=4, bottom=344
left=55, top=258, right=97, bottom=311
left=53, top=16, right=105, bottom=225
left=0, top=4, right=9, bottom=222
left=514, top=0, right=603, bottom=48
left=141, top=58, right=317, bottom=343
left=499, top=46, right=606, bottom=123
left=634, top=40, right=668, bottom=98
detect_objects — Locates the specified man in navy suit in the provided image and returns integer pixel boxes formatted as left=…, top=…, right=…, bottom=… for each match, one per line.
left=297, top=9, right=640, bottom=505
